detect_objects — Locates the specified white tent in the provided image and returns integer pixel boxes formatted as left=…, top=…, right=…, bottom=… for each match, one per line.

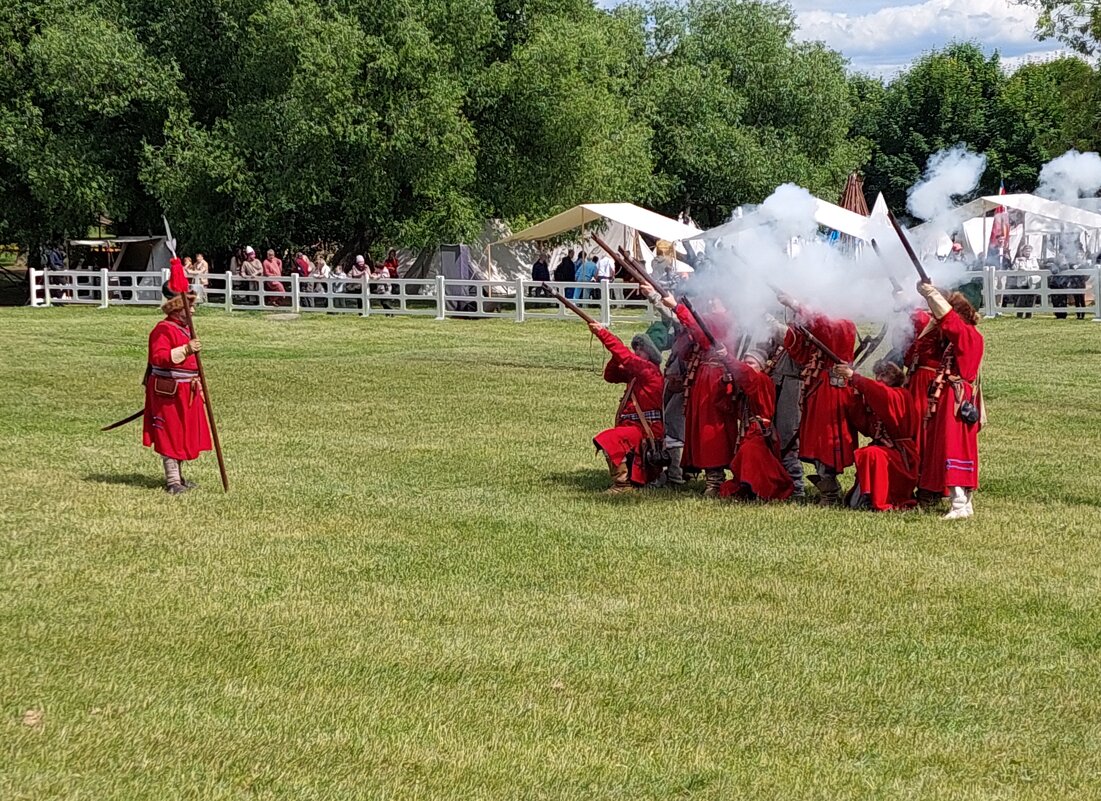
left=496, top=202, right=701, bottom=246
left=693, top=196, right=874, bottom=245
left=910, top=193, right=1101, bottom=258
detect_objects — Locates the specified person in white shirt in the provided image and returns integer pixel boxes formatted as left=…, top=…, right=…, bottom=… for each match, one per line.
left=595, top=254, right=616, bottom=303
left=1012, top=244, right=1041, bottom=318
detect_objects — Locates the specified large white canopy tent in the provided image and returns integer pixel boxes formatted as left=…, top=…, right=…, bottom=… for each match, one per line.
left=910, top=193, right=1101, bottom=260
left=693, top=196, right=874, bottom=246
left=492, top=202, right=702, bottom=275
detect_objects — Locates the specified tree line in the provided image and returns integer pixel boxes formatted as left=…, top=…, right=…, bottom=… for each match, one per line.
left=1, top=0, right=1098, bottom=263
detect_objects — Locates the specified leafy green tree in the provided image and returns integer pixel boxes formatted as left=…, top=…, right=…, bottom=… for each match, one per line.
left=1019, top=0, right=1101, bottom=57
left=626, top=0, right=868, bottom=226
left=860, top=43, right=1004, bottom=211
left=0, top=2, right=178, bottom=257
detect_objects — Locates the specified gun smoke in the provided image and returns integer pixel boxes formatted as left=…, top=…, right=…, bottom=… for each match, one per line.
left=1036, top=149, right=1101, bottom=204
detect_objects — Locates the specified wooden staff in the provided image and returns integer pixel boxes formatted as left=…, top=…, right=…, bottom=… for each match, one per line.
left=180, top=298, right=230, bottom=492
left=163, top=215, right=229, bottom=492
left=542, top=283, right=597, bottom=324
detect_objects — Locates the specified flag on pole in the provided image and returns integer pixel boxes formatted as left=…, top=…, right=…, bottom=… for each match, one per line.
left=989, top=180, right=1009, bottom=255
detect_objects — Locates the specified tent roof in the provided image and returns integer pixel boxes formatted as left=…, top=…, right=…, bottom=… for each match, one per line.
left=496, top=203, right=701, bottom=244
left=941, top=193, right=1101, bottom=229
left=695, top=197, right=873, bottom=242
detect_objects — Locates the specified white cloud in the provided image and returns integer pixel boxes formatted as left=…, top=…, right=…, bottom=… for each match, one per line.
left=793, top=0, right=1061, bottom=75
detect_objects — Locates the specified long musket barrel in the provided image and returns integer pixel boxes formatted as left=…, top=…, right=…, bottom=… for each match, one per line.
left=542, top=283, right=597, bottom=324
left=590, top=233, right=659, bottom=294
left=681, top=296, right=717, bottom=347
left=766, top=282, right=849, bottom=365
left=886, top=210, right=932, bottom=283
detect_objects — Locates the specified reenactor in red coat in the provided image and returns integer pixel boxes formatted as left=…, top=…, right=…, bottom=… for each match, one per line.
left=589, top=323, right=665, bottom=494
left=834, top=359, right=921, bottom=511
left=915, top=282, right=984, bottom=519
left=780, top=297, right=858, bottom=505
left=143, top=281, right=212, bottom=493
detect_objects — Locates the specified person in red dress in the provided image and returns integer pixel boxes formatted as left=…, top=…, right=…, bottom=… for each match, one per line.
left=915, top=282, right=984, bottom=519
left=143, top=280, right=212, bottom=494
left=780, top=295, right=857, bottom=505
left=589, top=323, right=665, bottom=494
left=833, top=358, right=920, bottom=511
left=719, top=346, right=795, bottom=502
left=663, top=296, right=739, bottom=495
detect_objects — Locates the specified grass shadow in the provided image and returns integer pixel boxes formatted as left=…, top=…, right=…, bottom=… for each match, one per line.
left=545, top=469, right=613, bottom=493
left=84, top=472, right=163, bottom=490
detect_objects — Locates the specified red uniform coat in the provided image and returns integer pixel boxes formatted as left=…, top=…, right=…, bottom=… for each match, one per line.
left=904, top=308, right=942, bottom=418
left=918, top=309, right=983, bottom=494
left=720, top=362, right=794, bottom=501
left=784, top=312, right=857, bottom=472
left=143, top=317, right=212, bottom=461
left=849, top=374, right=921, bottom=510
left=592, top=328, right=665, bottom=485
left=675, top=304, right=738, bottom=470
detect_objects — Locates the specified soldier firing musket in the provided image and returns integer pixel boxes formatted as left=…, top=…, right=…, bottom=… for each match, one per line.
left=545, top=283, right=667, bottom=494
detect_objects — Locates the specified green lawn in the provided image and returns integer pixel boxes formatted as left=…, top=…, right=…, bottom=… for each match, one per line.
left=2, top=307, right=1101, bottom=800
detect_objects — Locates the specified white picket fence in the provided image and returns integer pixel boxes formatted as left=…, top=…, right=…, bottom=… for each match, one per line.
left=27, top=269, right=657, bottom=325
left=27, top=265, right=1101, bottom=322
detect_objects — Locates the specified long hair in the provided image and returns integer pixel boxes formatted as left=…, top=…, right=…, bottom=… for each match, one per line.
left=947, top=291, right=979, bottom=326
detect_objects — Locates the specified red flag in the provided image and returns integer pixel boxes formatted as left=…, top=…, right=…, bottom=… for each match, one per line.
left=167, top=256, right=190, bottom=294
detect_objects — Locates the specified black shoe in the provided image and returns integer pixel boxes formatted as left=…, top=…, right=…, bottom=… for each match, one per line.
left=166, top=483, right=189, bottom=495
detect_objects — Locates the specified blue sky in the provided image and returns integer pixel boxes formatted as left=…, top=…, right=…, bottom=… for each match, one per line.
left=790, top=0, right=1065, bottom=75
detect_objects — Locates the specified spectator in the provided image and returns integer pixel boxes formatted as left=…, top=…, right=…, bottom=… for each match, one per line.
left=240, top=246, right=264, bottom=305
left=185, top=254, right=209, bottom=303
left=595, top=252, right=615, bottom=302
left=652, top=240, right=679, bottom=295
left=290, top=252, right=312, bottom=307
left=312, top=253, right=331, bottom=308
left=531, top=251, right=550, bottom=296
left=262, top=248, right=285, bottom=306
left=383, top=248, right=400, bottom=278
left=347, top=255, right=368, bottom=310
left=1012, top=244, right=1040, bottom=319
left=371, top=262, right=396, bottom=314
left=577, top=252, right=597, bottom=302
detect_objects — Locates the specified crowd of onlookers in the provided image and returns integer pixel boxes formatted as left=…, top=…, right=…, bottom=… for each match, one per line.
left=185, top=246, right=402, bottom=309
left=530, top=248, right=649, bottom=302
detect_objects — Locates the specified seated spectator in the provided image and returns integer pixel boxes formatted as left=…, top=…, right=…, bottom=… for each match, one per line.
left=262, top=249, right=285, bottom=306
left=311, top=253, right=331, bottom=308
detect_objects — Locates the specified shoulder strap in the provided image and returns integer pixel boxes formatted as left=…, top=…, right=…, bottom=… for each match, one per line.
left=615, top=378, right=636, bottom=427
left=630, top=386, right=657, bottom=440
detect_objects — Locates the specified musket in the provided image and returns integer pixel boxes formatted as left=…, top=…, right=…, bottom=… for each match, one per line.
left=681, top=296, right=717, bottom=347
left=765, top=282, right=849, bottom=366
left=163, top=215, right=230, bottom=492
left=102, top=409, right=144, bottom=431
left=590, top=234, right=659, bottom=295
left=542, top=283, right=597, bottom=324
left=853, top=323, right=888, bottom=368
left=886, top=210, right=932, bottom=283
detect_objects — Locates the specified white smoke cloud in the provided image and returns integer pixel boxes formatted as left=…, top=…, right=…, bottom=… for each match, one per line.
left=1035, top=150, right=1101, bottom=204
left=907, top=146, right=987, bottom=223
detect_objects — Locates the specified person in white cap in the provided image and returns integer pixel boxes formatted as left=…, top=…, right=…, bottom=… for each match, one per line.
left=240, top=246, right=263, bottom=305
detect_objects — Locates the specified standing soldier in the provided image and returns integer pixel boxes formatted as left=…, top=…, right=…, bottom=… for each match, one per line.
left=589, top=323, right=665, bottom=494
left=780, top=296, right=858, bottom=505
left=643, top=287, right=691, bottom=487
left=833, top=359, right=921, bottom=511
left=915, top=282, right=984, bottom=519
left=143, top=273, right=212, bottom=493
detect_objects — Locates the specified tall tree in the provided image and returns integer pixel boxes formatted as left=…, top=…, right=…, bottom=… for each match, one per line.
left=1019, top=0, right=1101, bottom=57
left=860, top=43, right=1005, bottom=212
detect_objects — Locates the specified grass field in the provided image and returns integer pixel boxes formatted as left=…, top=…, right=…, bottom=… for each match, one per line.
left=3, top=307, right=1101, bottom=800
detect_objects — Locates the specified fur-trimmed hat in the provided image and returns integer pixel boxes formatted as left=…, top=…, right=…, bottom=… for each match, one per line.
left=160, top=282, right=196, bottom=314
left=631, top=333, right=663, bottom=366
